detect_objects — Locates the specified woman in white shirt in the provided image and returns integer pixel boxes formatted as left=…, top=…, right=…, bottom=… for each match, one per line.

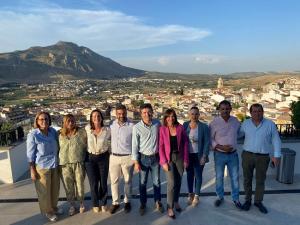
left=85, top=109, right=111, bottom=213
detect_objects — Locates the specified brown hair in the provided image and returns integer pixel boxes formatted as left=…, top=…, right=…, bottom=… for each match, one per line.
left=60, top=114, right=78, bottom=136
left=34, top=111, right=51, bottom=129
left=90, top=109, right=104, bottom=130
left=163, top=108, right=179, bottom=126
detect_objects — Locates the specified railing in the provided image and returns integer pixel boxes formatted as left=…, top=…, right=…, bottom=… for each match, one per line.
left=0, top=127, right=24, bottom=146
left=276, top=124, right=300, bottom=138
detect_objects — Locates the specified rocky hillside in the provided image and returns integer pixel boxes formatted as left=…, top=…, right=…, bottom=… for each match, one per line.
left=0, top=41, right=144, bottom=83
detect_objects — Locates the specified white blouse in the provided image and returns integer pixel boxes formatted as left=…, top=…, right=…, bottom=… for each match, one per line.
left=85, top=124, right=111, bottom=155
left=189, top=126, right=199, bottom=153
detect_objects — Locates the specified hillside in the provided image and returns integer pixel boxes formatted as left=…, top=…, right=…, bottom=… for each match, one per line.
left=0, top=41, right=144, bottom=83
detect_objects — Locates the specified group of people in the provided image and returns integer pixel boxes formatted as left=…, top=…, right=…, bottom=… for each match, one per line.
left=26, top=101, right=281, bottom=222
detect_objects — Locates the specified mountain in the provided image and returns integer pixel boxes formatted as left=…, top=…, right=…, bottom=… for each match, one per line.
left=0, top=41, right=144, bottom=83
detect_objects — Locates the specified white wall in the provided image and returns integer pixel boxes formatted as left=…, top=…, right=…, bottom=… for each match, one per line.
left=0, top=141, right=27, bottom=183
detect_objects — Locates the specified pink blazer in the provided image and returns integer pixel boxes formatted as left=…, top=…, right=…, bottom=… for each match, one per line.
left=159, top=124, right=189, bottom=166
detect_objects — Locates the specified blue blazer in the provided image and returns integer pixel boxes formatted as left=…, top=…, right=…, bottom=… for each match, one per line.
left=183, top=120, right=210, bottom=162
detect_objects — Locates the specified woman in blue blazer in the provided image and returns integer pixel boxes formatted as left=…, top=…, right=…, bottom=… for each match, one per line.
left=183, top=106, right=210, bottom=207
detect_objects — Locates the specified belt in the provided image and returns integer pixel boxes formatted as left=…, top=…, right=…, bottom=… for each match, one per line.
left=88, top=151, right=108, bottom=156
left=140, top=152, right=158, bottom=157
left=244, top=151, right=269, bottom=156
left=111, top=153, right=131, bottom=156
left=215, top=150, right=237, bottom=154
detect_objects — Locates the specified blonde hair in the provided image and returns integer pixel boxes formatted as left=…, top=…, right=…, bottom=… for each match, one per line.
left=34, top=111, right=51, bottom=129
left=60, top=114, right=78, bottom=136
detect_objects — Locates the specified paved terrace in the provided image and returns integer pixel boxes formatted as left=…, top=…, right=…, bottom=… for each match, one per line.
left=0, top=143, right=300, bottom=225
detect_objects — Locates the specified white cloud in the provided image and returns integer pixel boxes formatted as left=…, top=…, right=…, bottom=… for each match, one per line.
left=116, top=53, right=226, bottom=73
left=157, top=56, right=170, bottom=66
left=0, top=7, right=211, bottom=52
left=194, top=55, right=223, bottom=64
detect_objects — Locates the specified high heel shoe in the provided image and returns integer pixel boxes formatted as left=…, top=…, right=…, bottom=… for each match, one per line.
left=167, top=209, right=176, bottom=219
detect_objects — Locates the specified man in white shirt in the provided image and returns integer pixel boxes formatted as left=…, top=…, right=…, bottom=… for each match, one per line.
left=109, top=104, right=134, bottom=214
left=240, top=103, right=281, bottom=214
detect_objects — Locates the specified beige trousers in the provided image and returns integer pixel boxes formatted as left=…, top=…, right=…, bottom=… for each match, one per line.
left=60, top=162, right=85, bottom=204
left=35, top=166, right=60, bottom=214
left=109, top=155, right=134, bottom=205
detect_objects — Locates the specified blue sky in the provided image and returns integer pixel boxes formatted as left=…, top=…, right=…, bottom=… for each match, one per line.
left=0, top=0, right=299, bottom=74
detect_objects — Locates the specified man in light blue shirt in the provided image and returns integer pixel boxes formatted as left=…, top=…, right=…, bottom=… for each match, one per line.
left=240, top=103, right=281, bottom=214
left=109, top=104, right=134, bottom=214
left=132, top=103, right=164, bottom=216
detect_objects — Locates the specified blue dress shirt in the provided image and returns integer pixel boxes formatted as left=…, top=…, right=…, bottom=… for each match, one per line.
left=240, top=118, right=281, bottom=157
left=110, top=119, right=134, bottom=155
left=132, top=119, right=160, bottom=161
left=27, top=127, right=59, bottom=169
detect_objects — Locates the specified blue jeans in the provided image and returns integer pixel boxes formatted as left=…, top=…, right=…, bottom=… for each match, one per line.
left=186, top=153, right=204, bottom=196
left=214, top=151, right=239, bottom=201
left=139, top=153, right=161, bottom=205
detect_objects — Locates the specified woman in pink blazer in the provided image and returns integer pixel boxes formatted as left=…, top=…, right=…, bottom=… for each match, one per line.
left=159, top=108, right=189, bottom=219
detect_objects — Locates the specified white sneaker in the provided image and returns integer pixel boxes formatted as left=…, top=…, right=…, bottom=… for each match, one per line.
left=79, top=205, right=85, bottom=214
left=69, top=206, right=76, bottom=216
left=93, top=207, right=100, bottom=213
left=45, top=213, right=57, bottom=222
left=192, top=195, right=200, bottom=207
left=101, top=205, right=108, bottom=212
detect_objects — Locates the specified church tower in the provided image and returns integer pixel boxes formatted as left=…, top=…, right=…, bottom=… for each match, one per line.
left=217, top=77, right=224, bottom=89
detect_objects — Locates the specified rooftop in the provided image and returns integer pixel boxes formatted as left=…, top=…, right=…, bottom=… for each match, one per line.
left=1, top=146, right=300, bottom=225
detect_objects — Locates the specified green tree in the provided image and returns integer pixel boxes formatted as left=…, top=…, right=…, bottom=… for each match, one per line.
left=0, top=122, right=14, bottom=132
left=236, top=113, right=250, bottom=122
left=291, top=100, right=300, bottom=129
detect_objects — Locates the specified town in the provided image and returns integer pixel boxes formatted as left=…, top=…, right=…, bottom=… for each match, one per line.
left=1, top=76, right=300, bottom=130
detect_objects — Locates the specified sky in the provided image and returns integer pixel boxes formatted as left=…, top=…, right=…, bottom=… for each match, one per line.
left=0, top=0, right=299, bottom=74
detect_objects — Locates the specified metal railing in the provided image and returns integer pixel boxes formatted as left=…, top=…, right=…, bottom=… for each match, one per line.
left=0, top=127, right=24, bottom=146
left=276, top=124, right=300, bottom=138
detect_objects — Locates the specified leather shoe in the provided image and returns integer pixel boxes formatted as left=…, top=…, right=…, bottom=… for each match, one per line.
left=214, top=198, right=224, bottom=207
left=254, top=202, right=268, bottom=214
left=124, top=202, right=131, bottom=213
left=242, top=200, right=251, bottom=211
left=233, top=201, right=243, bottom=210
left=109, top=204, right=120, bottom=214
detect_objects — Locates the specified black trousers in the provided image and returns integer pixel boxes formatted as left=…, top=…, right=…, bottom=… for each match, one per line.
left=85, top=151, right=109, bottom=207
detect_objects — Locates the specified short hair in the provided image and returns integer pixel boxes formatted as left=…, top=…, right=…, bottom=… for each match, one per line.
left=218, top=100, right=232, bottom=108
left=116, top=104, right=127, bottom=111
left=163, top=108, right=179, bottom=126
left=250, top=103, right=264, bottom=113
left=60, top=114, right=78, bottom=136
left=190, top=106, right=199, bottom=112
left=89, top=109, right=104, bottom=129
left=34, top=111, right=51, bottom=129
left=140, top=103, right=153, bottom=112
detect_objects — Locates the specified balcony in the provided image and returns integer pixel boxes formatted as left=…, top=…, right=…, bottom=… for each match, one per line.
left=0, top=125, right=299, bottom=224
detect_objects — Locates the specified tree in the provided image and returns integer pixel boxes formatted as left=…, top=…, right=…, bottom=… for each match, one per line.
left=291, top=100, right=300, bottom=129
left=0, top=121, right=14, bottom=132
left=236, top=113, right=250, bottom=122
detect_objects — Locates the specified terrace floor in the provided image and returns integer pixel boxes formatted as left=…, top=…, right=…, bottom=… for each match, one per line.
left=1, top=154, right=300, bottom=225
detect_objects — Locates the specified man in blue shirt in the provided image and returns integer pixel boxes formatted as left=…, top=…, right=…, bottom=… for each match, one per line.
left=240, top=103, right=281, bottom=214
left=132, top=103, right=164, bottom=216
